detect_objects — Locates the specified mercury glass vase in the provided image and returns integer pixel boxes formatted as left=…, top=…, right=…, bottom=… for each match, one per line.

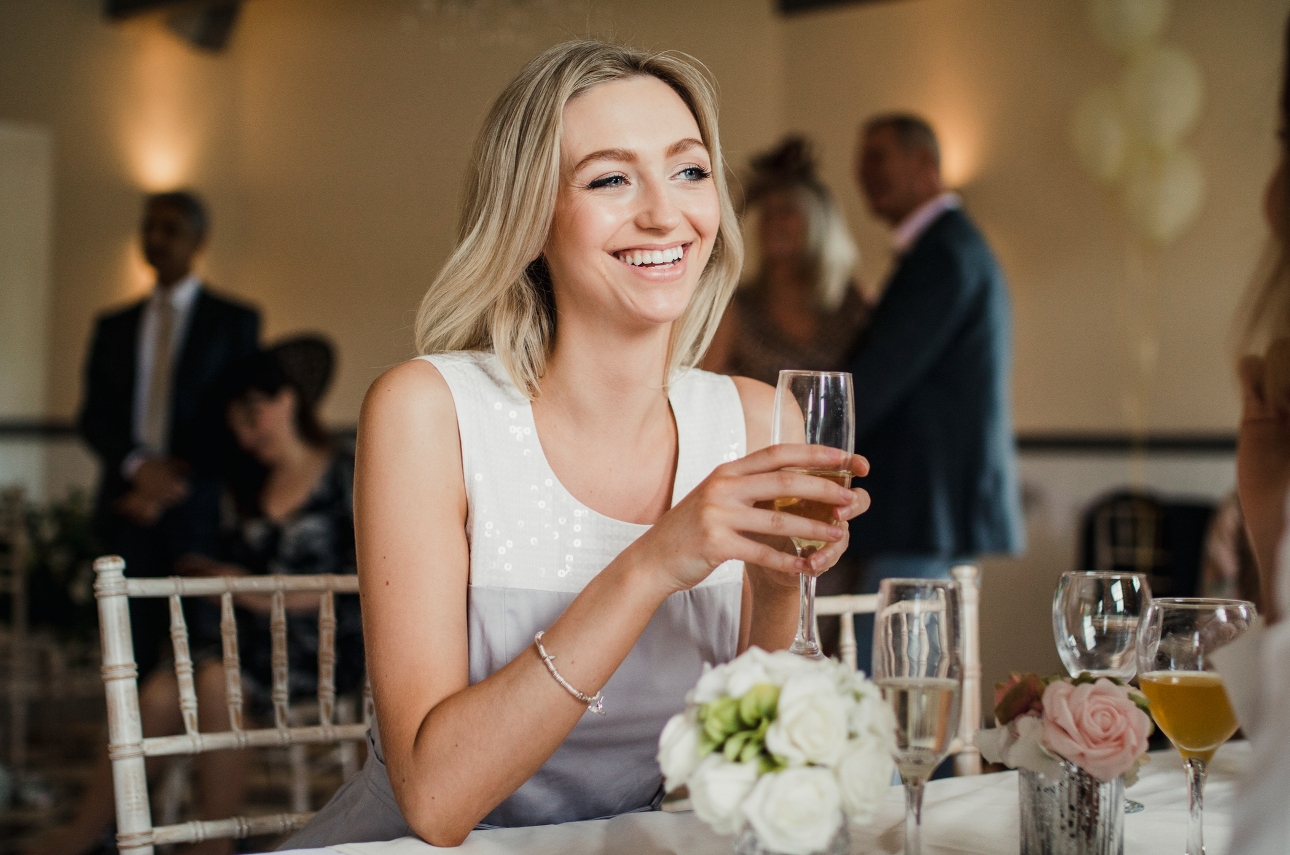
left=1019, top=763, right=1124, bottom=855
left=734, top=822, right=850, bottom=855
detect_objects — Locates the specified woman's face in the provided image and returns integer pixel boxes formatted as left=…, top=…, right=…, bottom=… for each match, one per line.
left=543, top=75, right=721, bottom=332
left=758, top=189, right=808, bottom=263
left=228, top=388, right=297, bottom=465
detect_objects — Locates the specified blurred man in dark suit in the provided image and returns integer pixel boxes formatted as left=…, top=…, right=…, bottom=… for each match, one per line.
left=820, top=114, right=1023, bottom=664
left=79, top=191, right=259, bottom=677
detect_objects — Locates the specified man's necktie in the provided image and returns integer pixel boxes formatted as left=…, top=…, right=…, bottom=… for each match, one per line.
left=140, top=298, right=175, bottom=454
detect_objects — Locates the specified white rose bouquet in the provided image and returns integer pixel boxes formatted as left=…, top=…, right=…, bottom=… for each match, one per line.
left=657, top=647, right=897, bottom=855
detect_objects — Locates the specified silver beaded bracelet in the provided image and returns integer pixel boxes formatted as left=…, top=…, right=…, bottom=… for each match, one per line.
left=534, top=630, right=605, bottom=716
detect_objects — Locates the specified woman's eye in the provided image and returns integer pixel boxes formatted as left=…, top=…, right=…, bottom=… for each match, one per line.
left=678, top=166, right=712, bottom=181
left=586, top=174, right=628, bottom=189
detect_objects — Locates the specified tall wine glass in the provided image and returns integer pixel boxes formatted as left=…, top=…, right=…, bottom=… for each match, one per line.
left=1053, top=571, right=1151, bottom=812
left=1137, top=598, right=1255, bottom=855
left=873, top=578, right=963, bottom=855
left=771, top=370, right=855, bottom=660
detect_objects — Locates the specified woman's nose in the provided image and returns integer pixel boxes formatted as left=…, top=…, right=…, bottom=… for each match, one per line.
left=634, top=178, right=683, bottom=232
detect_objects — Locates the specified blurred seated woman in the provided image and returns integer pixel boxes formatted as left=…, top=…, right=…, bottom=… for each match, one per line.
left=283, top=41, right=869, bottom=849
left=29, top=339, right=361, bottom=855
left=702, top=136, right=869, bottom=383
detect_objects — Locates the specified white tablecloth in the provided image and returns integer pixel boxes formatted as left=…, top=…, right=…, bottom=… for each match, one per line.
left=283, top=742, right=1248, bottom=855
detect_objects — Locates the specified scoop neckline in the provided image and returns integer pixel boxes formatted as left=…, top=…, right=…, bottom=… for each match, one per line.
left=522, top=376, right=689, bottom=532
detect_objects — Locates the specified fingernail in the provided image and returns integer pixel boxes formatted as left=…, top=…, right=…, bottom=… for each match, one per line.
left=794, top=558, right=808, bottom=571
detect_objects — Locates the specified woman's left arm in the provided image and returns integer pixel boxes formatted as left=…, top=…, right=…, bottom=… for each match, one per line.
left=731, top=377, right=870, bottom=651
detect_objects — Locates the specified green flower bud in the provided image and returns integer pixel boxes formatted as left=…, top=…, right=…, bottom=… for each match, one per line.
left=723, top=730, right=751, bottom=762
left=738, top=683, right=780, bottom=728
left=738, top=737, right=763, bottom=764
left=703, top=696, right=742, bottom=743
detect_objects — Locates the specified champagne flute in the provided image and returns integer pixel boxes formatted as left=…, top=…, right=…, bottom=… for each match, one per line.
left=1052, top=571, right=1151, bottom=812
left=873, top=578, right=963, bottom=855
left=771, top=370, right=855, bottom=660
left=1137, top=598, right=1255, bottom=855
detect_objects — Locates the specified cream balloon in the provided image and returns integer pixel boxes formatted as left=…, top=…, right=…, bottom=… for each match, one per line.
left=1088, top=0, right=1170, bottom=56
left=1071, top=84, right=1128, bottom=185
left=1123, top=148, right=1204, bottom=244
left=1122, top=45, right=1204, bottom=150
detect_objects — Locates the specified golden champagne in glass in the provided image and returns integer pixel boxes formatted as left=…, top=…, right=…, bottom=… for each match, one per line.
left=1137, top=598, right=1255, bottom=855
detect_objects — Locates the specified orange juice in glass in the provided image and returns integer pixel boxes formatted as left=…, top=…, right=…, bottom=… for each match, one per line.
left=1136, top=598, right=1255, bottom=855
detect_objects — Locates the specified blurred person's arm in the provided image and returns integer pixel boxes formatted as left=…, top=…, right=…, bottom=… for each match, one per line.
left=78, top=316, right=135, bottom=474
left=1237, top=338, right=1290, bottom=624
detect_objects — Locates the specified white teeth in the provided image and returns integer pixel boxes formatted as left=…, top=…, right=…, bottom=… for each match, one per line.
left=617, top=246, right=685, bottom=266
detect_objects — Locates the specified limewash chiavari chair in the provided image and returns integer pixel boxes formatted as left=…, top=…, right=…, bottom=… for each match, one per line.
left=93, top=555, right=370, bottom=854
left=814, top=563, right=983, bottom=776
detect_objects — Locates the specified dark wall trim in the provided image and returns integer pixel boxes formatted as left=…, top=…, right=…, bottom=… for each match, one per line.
left=0, top=420, right=1237, bottom=454
left=1014, top=433, right=1236, bottom=454
left=777, top=0, right=897, bottom=14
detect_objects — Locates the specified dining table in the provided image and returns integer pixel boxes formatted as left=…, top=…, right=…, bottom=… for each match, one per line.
left=280, top=741, right=1249, bottom=855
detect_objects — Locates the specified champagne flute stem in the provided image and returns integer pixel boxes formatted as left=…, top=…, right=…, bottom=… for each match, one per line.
left=789, top=570, right=823, bottom=659
left=904, top=778, right=925, bottom=855
left=1184, top=757, right=1207, bottom=855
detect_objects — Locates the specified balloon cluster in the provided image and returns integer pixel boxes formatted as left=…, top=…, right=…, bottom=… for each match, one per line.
left=1070, top=0, right=1205, bottom=245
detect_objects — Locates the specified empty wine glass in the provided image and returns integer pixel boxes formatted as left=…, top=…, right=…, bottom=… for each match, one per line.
left=1137, top=598, right=1255, bottom=855
left=1053, top=571, right=1151, bottom=680
left=873, top=578, right=963, bottom=855
left=1052, top=571, right=1151, bottom=813
left=771, top=370, right=855, bottom=660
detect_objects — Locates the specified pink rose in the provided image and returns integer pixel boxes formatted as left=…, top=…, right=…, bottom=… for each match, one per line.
left=1040, top=679, right=1151, bottom=782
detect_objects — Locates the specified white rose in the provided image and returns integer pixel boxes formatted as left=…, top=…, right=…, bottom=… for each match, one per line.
left=847, top=687, right=897, bottom=744
left=978, top=716, right=1065, bottom=781
left=657, top=712, right=702, bottom=792
left=725, top=649, right=774, bottom=698
left=757, top=647, right=816, bottom=684
left=834, top=737, right=894, bottom=824
left=765, top=673, right=848, bottom=767
left=688, top=755, right=759, bottom=836
left=742, top=767, right=843, bottom=855
left=690, top=662, right=730, bottom=705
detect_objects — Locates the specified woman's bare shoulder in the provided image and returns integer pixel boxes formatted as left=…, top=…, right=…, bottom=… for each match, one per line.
left=730, top=375, right=776, bottom=453
left=357, top=359, right=462, bottom=476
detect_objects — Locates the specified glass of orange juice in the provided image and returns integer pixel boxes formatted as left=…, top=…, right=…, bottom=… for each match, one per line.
left=1137, top=598, right=1256, bottom=855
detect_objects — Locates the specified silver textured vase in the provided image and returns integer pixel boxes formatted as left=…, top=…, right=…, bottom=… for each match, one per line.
left=734, top=822, right=850, bottom=855
left=1019, top=763, right=1124, bottom=855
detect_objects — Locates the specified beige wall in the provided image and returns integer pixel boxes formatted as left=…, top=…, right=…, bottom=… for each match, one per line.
left=2, top=0, right=1284, bottom=432
left=785, top=0, right=1289, bottom=433
left=0, top=0, right=784, bottom=426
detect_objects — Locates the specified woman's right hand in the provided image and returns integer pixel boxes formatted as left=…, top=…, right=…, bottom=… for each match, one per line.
left=628, top=443, right=863, bottom=594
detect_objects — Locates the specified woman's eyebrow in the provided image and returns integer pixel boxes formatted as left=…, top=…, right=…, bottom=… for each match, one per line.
left=572, top=138, right=707, bottom=173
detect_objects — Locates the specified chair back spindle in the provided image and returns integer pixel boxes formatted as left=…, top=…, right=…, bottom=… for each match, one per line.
left=94, top=556, right=367, bottom=854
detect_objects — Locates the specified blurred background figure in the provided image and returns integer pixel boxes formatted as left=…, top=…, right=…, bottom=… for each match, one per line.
left=31, top=336, right=361, bottom=855
left=77, top=190, right=260, bottom=680
left=702, top=136, right=868, bottom=382
left=818, top=114, right=1023, bottom=666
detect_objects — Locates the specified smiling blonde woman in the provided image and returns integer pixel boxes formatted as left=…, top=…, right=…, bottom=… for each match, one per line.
left=284, top=40, right=870, bottom=848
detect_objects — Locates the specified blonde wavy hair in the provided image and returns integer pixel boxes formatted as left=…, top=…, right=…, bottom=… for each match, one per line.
left=413, top=40, right=744, bottom=398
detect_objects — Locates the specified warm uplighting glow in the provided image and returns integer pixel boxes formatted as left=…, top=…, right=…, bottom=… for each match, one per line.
left=119, top=23, right=204, bottom=191
left=936, top=117, right=984, bottom=190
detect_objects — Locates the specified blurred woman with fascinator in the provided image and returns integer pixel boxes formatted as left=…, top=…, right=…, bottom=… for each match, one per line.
left=703, top=136, right=870, bottom=382
left=1212, top=14, right=1290, bottom=855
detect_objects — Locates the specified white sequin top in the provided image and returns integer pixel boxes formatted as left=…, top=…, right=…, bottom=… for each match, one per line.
left=288, top=351, right=747, bottom=843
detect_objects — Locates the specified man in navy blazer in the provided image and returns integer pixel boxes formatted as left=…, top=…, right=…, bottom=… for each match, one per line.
left=822, top=115, right=1023, bottom=659
left=79, top=191, right=259, bottom=676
